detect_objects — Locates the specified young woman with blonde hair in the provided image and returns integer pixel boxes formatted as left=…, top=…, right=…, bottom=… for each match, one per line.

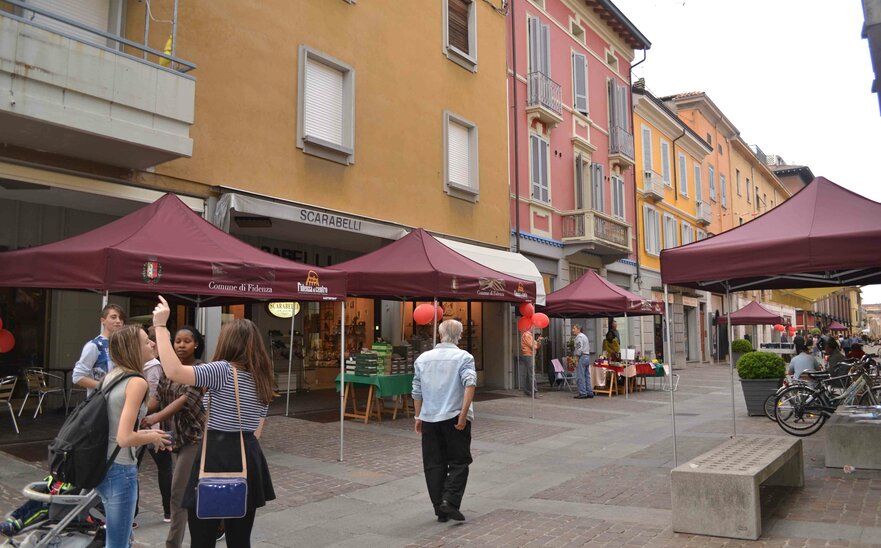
left=152, top=296, right=275, bottom=547
left=98, top=324, right=171, bottom=547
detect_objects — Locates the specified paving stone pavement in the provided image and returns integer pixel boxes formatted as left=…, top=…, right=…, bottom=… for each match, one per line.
left=2, top=364, right=881, bottom=547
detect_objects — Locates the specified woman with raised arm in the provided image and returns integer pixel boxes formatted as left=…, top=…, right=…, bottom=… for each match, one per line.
left=152, top=296, right=275, bottom=548
left=100, top=325, right=172, bottom=547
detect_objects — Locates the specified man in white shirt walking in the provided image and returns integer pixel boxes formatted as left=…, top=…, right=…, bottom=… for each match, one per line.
left=572, top=324, right=594, bottom=399
left=413, top=319, right=477, bottom=522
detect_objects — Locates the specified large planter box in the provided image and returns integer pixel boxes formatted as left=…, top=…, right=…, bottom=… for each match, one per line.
left=740, top=378, right=782, bottom=416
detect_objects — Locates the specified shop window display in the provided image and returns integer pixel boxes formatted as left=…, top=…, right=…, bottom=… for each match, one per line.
left=0, top=288, right=47, bottom=371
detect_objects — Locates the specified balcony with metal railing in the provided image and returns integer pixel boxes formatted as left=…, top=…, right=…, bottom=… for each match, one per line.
left=609, top=125, right=635, bottom=168
left=526, top=71, right=563, bottom=127
left=696, top=201, right=712, bottom=226
left=0, top=0, right=196, bottom=169
left=643, top=170, right=664, bottom=202
left=560, top=208, right=632, bottom=258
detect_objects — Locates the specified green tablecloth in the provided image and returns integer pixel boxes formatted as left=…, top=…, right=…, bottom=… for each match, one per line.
left=335, top=373, right=414, bottom=397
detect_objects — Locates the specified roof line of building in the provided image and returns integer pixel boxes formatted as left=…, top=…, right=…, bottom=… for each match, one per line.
left=585, top=0, right=651, bottom=50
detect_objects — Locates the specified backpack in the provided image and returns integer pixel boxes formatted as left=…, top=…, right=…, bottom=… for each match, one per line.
left=48, top=373, right=142, bottom=489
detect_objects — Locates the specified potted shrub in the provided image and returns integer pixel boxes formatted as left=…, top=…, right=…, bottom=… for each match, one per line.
left=736, top=351, right=786, bottom=416
left=731, top=338, right=753, bottom=366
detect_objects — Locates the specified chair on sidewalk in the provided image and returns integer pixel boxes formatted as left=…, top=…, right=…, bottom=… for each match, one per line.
left=0, top=375, right=20, bottom=434
left=19, top=368, right=66, bottom=419
left=661, top=364, right=680, bottom=392
left=550, top=359, right=575, bottom=392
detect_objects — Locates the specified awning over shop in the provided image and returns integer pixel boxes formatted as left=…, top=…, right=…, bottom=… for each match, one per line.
left=435, top=237, right=546, bottom=305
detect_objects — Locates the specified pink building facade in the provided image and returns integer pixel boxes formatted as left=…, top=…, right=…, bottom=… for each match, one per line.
left=507, top=0, right=650, bottom=352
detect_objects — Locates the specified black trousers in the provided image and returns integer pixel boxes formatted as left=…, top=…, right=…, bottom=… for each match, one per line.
left=188, top=508, right=255, bottom=548
left=134, top=446, right=173, bottom=516
left=421, top=416, right=472, bottom=514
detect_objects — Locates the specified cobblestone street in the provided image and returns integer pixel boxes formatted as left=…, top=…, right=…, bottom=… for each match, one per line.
left=2, top=364, right=880, bottom=547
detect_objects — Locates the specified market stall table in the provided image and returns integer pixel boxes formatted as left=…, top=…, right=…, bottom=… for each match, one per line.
left=335, top=373, right=415, bottom=423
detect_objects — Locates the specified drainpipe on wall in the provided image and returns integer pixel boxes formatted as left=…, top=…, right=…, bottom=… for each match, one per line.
left=510, top=0, right=522, bottom=254
left=630, top=50, right=647, bottom=289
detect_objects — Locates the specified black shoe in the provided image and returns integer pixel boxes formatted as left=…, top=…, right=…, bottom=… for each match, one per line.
left=574, top=394, right=588, bottom=399
left=439, top=500, right=465, bottom=521
left=584, top=394, right=594, bottom=398
left=437, top=515, right=449, bottom=523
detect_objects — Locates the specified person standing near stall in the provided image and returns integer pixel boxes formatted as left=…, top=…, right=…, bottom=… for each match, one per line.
left=413, top=319, right=476, bottom=523
left=152, top=297, right=275, bottom=547
left=519, top=330, right=542, bottom=397
left=73, top=304, right=126, bottom=396
left=572, top=324, right=594, bottom=399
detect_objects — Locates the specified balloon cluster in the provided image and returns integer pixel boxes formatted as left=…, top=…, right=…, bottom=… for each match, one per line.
left=517, top=302, right=548, bottom=332
left=413, top=303, right=444, bottom=326
left=0, top=317, right=13, bottom=354
left=773, top=324, right=785, bottom=332
left=787, top=326, right=797, bottom=336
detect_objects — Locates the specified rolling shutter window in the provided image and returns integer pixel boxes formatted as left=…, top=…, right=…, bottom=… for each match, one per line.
left=27, top=0, right=111, bottom=45
left=448, top=120, right=471, bottom=188
left=448, top=0, right=471, bottom=55
left=573, top=53, right=588, bottom=115
left=304, top=56, right=344, bottom=146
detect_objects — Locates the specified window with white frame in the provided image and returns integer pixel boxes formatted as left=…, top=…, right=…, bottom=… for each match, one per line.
left=708, top=165, right=716, bottom=201
left=696, top=229, right=707, bottom=240
left=572, top=52, right=588, bottom=116
left=641, top=126, right=653, bottom=175
left=297, top=46, right=355, bottom=165
left=444, top=111, right=479, bottom=200
left=663, top=214, right=678, bottom=249
left=694, top=164, right=702, bottom=202
left=608, top=80, right=629, bottom=131
left=591, top=163, right=605, bottom=212
left=574, top=152, right=589, bottom=210
left=720, top=174, right=727, bottom=207
left=444, top=0, right=477, bottom=71
left=678, top=154, right=688, bottom=195
left=611, top=175, right=625, bottom=219
left=681, top=222, right=695, bottom=245
left=660, top=140, right=671, bottom=185
left=643, top=206, right=661, bottom=255
left=530, top=133, right=550, bottom=203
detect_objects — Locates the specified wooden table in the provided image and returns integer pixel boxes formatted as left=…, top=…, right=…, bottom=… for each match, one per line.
left=335, top=373, right=414, bottom=423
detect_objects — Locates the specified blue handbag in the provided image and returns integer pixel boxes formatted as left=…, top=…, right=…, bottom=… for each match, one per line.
left=196, top=367, right=248, bottom=519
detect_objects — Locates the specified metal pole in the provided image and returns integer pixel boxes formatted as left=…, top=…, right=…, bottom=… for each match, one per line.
left=727, top=289, right=736, bottom=438
left=285, top=311, right=295, bottom=417
left=339, top=301, right=346, bottom=462
left=433, top=298, right=438, bottom=346
left=624, top=313, right=629, bottom=399
left=530, top=328, right=535, bottom=419
left=143, top=0, right=149, bottom=60
left=171, top=0, right=178, bottom=57
left=665, top=284, right=677, bottom=467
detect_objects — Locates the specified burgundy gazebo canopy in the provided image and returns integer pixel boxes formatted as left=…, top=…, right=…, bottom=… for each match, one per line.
left=715, top=301, right=784, bottom=326
left=660, top=177, right=881, bottom=292
left=541, top=270, right=663, bottom=318
left=333, top=228, right=536, bottom=302
left=827, top=321, right=848, bottom=332
left=0, top=193, right=347, bottom=303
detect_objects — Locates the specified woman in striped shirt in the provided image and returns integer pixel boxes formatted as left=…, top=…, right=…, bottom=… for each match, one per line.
left=152, top=296, right=275, bottom=548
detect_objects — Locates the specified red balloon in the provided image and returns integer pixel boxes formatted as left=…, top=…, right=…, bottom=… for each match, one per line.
left=436, top=305, right=444, bottom=322
left=773, top=324, right=785, bottom=332
left=0, top=329, right=14, bottom=353
left=518, top=303, right=534, bottom=318
left=414, top=304, right=436, bottom=326
left=787, top=326, right=797, bottom=335
left=517, top=317, right=533, bottom=332
left=531, top=312, right=550, bottom=329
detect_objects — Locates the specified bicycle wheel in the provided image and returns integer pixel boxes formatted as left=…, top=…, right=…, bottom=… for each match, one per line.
left=764, top=392, right=779, bottom=421
left=775, top=386, right=826, bottom=436
left=858, top=386, right=881, bottom=406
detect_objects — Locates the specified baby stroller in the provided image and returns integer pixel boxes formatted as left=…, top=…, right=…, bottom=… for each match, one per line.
left=1, top=479, right=103, bottom=548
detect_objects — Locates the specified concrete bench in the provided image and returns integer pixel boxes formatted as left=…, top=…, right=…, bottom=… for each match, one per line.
left=671, top=436, right=803, bottom=540
left=825, top=407, right=881, bottom=470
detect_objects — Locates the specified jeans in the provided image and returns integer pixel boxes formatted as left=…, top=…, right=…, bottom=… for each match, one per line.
left=96, top=462, right=138, bottom=548
left=519, top=355, right=536, bottom=395
left=576, top=355, right=593, bottom=396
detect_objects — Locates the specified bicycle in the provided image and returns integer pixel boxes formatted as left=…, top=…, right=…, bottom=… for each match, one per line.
left=773, top=363, right=881, bottom=437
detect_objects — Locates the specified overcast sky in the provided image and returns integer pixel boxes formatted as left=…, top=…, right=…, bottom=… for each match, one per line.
left=612, top=0, right=881, bottom=303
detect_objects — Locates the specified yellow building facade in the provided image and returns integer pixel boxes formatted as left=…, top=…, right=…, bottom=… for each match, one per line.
left=632, top=84, right=712, bottom=363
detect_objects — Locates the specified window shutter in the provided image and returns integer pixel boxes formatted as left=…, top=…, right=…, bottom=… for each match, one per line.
left=678, top=155, right=687, bottom=195
left=694, top=165, right=702, bottom=202
left=448, top=0, right=470, bottom=54
left=709, top=166, right=716, bottom=200
left=641, top=127, right=652, bottom=171
left=573, top=53, right=587, bottom=115
left=574, top=154, right=584, bottom=210
left=539, top=139, right=549, bottom=202
left=721, top=175, right=727, bottom=206
left=592, top=163, right=605, bottom=212
left=661, top=142, right=671, bottom=183
left=304, top=57, right=345, bottom=146
left=448, top=121, right=471, bottom=188
left=28, top=0, right=111, bottom=45
left=617, top=83, right=629, bottom=129
left=531, top=135, right=540, bottom=199
left=607, top=80, right=616, bottom=129
left=528, top=17, right=540, bottom=73
left=540, top=22, right=551, bottom=76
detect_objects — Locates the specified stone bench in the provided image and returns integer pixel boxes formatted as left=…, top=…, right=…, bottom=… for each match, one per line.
left=825, top=407, right=881, bottom=470
left=671, top=436, right=803, bottom=540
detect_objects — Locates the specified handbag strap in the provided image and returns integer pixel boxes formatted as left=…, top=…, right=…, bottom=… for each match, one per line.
left=199, top=365, right=247, bottom=479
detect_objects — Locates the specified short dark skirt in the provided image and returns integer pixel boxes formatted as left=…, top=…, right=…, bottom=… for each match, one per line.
left=181, top=430, right=275, bottom=510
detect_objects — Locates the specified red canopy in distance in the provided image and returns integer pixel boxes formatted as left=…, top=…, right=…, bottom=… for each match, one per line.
left=827, top=321, right=848, bottom=332
left=541, top=270, right=663, bottom=318
left=715, top=301, right=784, bottom=326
